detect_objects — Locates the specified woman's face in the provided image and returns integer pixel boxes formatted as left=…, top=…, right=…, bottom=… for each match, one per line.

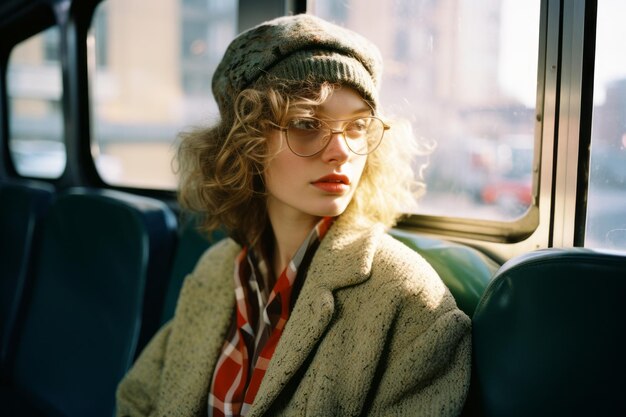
left=264, top=86, right=369, bottom=225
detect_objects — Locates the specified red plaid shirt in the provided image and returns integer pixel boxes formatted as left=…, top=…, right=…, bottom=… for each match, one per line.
left=208, top=217, right=334, bottom=417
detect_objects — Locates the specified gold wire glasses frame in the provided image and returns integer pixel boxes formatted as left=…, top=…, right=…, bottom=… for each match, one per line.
left=275, top=116, right=391, bottom=157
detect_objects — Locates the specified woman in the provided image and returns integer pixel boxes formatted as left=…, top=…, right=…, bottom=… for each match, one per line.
left=117, top=14, right=471, bottom=417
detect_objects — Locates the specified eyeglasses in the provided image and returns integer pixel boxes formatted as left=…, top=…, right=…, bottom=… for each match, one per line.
left=275, top=116, right=390, bottom=157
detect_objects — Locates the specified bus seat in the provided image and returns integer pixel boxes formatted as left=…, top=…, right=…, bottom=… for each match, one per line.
left=160, top=214, right=225, bottom=324
left=390, top=229, right=498, bottom=317
left=1, top=187, right=176, bottom=417
left=472, top=248, right=626, bottom=416
left=0, top=180, right=55, bottom=379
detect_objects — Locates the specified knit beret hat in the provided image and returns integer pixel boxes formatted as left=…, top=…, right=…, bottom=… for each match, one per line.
left=212, top=14, right=383, bottom=120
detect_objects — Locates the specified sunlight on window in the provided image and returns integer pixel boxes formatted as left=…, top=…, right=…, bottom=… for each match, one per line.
left=7, top=27, right=65, bottom=178
left=89, top=0, right=237, bottom=188
left=313, top=0, right=541, bottom=222
left=586, top=0, right=626, bottom=251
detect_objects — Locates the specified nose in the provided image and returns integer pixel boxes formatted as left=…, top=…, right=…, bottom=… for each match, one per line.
left=321, top=130, right=351, bottom=164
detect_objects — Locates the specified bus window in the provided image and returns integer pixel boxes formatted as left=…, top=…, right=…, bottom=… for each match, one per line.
left=88, top=0, right=237, bottom=189
left=586, top=0, right=626, bottom=252
left=7, top=27, right=65, bottom=178
left=312, top=0, right=541, bottom=222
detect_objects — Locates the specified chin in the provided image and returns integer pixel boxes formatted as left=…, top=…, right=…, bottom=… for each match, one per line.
left=305, top=196, right=354, bottom=218
left=310, top=205, right=350, bottom=218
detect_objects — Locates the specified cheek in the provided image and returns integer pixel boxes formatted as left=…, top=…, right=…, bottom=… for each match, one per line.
left=264, top=150, right=301, bottom=191
left=266, top=130, right=284, bottom=155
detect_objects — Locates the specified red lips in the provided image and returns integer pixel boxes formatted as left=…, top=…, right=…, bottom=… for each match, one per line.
left=311, top=174, right=350, bottom=193
left=312, top=174, right=350, bottom=185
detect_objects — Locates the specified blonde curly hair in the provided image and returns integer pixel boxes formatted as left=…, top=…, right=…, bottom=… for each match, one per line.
left=176, top=79, right=425, bottom=245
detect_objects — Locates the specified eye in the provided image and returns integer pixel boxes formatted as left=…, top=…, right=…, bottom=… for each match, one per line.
left=288, top=118, right=322, bottom=132
left=346, top=118, right=370, bottom=137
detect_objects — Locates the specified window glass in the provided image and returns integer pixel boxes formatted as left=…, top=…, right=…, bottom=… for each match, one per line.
left=89, top=0, right=237, bottom=188
left=586, top=0, right=626, bottom=251
left=7, top=27, right=65, bottom=178
left=313, top=0, right=541, bottom=221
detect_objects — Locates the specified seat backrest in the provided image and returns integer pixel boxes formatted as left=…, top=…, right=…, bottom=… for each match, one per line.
left=472, top=248, right=626, bottom=416
left=0, top=180, right=55, bottom=376
left=390, top=229, right=498, bottom=317
left=8, top=187, right=176, bottom=417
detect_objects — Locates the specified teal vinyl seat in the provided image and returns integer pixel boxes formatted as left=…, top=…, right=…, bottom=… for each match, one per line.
left=472, top=248, right=626, bottom=416
left=0, top=180, right=55, bottom=379
left=1, top=188, right=177, bottom=417
left=160, top=215, right=225, bottom=325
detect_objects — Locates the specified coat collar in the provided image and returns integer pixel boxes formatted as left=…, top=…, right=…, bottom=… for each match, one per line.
left=248, top=216, right=385, bottom=416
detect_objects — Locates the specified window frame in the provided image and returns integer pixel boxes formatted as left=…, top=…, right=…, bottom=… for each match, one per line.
left=0, top=0, right=612, bottom=261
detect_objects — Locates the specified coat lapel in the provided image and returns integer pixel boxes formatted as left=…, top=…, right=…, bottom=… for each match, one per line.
left=248, top=218, right=384, bottom=416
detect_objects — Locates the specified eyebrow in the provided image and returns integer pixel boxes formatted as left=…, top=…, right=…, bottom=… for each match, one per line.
left=315, top=106, right=374, bottom=119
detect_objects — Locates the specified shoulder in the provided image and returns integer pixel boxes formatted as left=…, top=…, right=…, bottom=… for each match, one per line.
left=178, top=237, right=241, bottom=302
left=188, top=237, right=241, bottom=283
left=317, top=217, right=451, bottom=306
left=373, top=233, right=444, bottom=290
left=371, top=232, right=462, bottom=315
left=370, top=233, right=471, bottom=362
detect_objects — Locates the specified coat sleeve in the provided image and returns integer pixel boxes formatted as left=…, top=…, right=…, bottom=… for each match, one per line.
left=115, top=321, right=172, bottom=417
left=368, top=243, right=472, bottom=417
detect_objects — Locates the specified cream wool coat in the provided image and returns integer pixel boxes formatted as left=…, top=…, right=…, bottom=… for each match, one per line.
left=116, top=217, right=472, bottom=417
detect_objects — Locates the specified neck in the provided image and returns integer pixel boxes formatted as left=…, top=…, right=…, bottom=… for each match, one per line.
left=265, top=202, right=320, bottom=283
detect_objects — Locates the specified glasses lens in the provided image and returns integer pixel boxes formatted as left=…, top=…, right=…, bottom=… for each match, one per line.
left=345, top=117, right=384, bottom=155
left=286, top=117, right=327, bottom=156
